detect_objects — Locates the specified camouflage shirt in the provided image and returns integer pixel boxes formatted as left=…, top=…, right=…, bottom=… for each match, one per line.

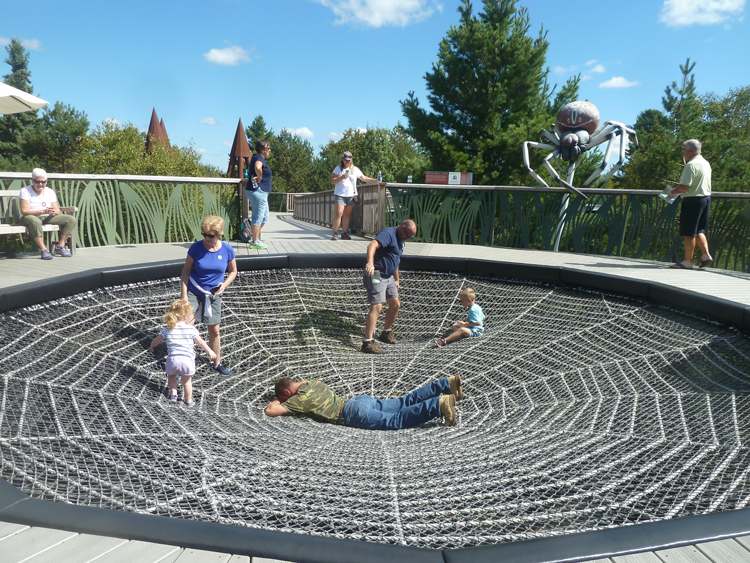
left=281, top=379, right=349, bottom=424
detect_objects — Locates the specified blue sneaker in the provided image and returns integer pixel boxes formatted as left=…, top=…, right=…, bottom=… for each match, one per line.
left=54, top=245, right=72, bottom=257
left=40, top=249, right=53, bottom=260
left=249, top=241, right=268, bottom=249
left=214, top=364, right=232, bottom=376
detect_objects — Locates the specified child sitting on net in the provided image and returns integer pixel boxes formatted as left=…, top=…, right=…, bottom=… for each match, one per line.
left=150, top=299, right=216, bottom=407
left=436, top=288, right=485, bottom=347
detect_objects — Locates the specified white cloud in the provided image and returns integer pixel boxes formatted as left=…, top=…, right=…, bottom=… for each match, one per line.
left=660, top=0, right=745, bottom=27
left=104, top=117, right=122, bottom=127
left=200, top=117, right=219, bottom=125
left=586, top=59, right=598, bottom=66
left=356, top=127, right=367, bottom=133
left=313, top=0, right=442, bottom=27
left=553, top=65, right=577, bottom=75
left=0, top=36, right=42, bottom=50
left=198, top=148, right=208, bottom=154
left=589, top=64, right=606, bottom=73
left=600, top=76, right=640, bottom=88
left=327, top=132, right=343, bottom=140
left=282, top=127, right=315, bottom=138
left=222, top=140, right=232, bottom=146
left=204, top=45, right=252, bottom=66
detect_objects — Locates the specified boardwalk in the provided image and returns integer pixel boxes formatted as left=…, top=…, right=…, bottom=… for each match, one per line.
left=1, top=213, right=750, bottom=563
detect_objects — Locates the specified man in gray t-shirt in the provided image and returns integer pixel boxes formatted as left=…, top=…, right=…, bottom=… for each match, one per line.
left=669, top=139, right=714, bottom=270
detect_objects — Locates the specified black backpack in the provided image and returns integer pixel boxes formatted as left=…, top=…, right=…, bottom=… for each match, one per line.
left=239, top=218, right=252, bottom=243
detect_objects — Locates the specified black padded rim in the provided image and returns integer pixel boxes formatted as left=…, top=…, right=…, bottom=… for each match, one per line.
left=1, top=253, right=750, bottom=563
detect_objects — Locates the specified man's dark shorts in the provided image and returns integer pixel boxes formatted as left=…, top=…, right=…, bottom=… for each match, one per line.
left=680, top=196, right=711, bottom=237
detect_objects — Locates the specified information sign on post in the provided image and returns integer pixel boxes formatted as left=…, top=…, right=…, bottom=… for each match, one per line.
left=425, top=171, right=473, bottom=185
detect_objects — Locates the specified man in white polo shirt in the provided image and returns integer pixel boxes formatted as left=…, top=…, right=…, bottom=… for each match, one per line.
left=19, top=168, right=77, bottom=260
left=669, top=140, right=713, bottom=270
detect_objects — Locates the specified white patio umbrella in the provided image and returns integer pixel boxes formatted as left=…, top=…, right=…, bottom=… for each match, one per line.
left=0, top=82, right=49, bottom=114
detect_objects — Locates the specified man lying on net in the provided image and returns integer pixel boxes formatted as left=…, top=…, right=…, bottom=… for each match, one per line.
left=264, top=375, right=462, bottom=429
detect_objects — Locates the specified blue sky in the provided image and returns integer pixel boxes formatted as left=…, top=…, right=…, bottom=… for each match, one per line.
left=2, top=0, right=748, bottom=172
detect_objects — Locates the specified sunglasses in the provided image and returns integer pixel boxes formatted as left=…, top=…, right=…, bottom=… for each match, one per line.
left=202, top=232, right=219, bottom=238
left=33, top=179, right=48, bottom=184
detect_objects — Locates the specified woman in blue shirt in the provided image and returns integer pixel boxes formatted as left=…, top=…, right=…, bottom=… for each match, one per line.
left=180, top=215, right=237, bottom=376
left=247, top=139, right=272, bottom=249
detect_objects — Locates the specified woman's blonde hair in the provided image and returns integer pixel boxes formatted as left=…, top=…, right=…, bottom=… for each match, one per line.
left=163, top=299, right=193, bottom=329
left=201, top=215, right=224, bottom=237
left=459, top=288, right=476, bottom=301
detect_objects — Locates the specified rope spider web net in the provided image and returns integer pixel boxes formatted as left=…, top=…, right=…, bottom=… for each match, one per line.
left=1, top=268, right=750, bottom=549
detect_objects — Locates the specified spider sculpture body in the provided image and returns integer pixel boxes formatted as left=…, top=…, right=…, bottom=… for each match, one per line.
left=522, top=101, right=639, bottom=199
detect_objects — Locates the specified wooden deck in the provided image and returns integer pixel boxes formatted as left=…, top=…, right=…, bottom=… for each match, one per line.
left=1, top=213, right=750, bottom=563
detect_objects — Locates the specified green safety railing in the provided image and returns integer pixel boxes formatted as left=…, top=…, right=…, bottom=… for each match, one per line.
left=0, top=173, right=291, bottom=249
left=385, top=184, right=750, bottom=273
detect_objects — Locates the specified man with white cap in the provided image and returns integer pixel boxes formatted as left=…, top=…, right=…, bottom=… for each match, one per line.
left=19, top=168, right=77, bottom=260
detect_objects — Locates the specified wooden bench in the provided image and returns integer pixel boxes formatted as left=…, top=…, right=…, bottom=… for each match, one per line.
left=0, top=190, right=78, bottom=255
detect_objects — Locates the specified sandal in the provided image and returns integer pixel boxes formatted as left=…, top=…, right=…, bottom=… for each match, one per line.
left=670, top=262, right=693, bottom=270
left=699, top=259, right=714, bottom=268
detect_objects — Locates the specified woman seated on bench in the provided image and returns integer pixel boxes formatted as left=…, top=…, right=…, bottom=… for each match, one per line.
left=19, top=168, right=77, bottom=260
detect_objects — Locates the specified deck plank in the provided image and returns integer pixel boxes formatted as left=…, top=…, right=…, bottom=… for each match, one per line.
left=612, top=552, right=662, bottom=562
left=20, top=533, right=128, bottom=563
left=0, top=522, right=27, bottom=540
left=91, top=540, right=181, bottom=563
left=172, top=548, right=232, bottom=562
left=653, top=544, right=713, bottom=562
left=696, top=538, right=750, bottom=562
left=0, top=527, right=76, bottom=563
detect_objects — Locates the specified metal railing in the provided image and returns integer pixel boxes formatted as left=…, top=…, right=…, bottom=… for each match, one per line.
left=384, top=183, right=750, bottom=272
left=0, top=173, right=295, bottom=248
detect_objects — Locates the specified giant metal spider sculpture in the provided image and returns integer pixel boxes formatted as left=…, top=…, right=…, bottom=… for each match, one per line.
left=522, top=101, right=638, bottom=199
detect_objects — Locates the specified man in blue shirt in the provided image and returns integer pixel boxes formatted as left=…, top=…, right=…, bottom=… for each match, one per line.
left=362, top=220, right=417, bottom=354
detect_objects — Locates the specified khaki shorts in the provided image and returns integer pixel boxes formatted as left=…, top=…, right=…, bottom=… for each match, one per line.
left=363, top=273, right=398, bottom=305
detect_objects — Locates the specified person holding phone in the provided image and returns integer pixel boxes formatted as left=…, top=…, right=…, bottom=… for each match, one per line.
left=330, top=151, right=378, bottom=240
left=180, top=215, right=237, bottom=375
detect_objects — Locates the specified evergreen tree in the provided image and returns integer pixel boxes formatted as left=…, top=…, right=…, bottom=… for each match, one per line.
left=401, top=0, right=579, bottom=185
left=268, top=129, right=318, bottom=192
left=244, top=115, right=274, bottom=150
left=21, top=102, right=90, bottom=173
left=620, top=59, right=705, bottom=191
left=0, top=39, right=40, bottom=169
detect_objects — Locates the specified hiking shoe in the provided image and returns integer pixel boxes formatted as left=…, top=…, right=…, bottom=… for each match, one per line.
left=361, top=340, right=383, bottom=354
left=449, top=374, right=463, bottom=402
left=440, top=395, right=456, bottom=427
left=341, top=232, right=352, bottom=240
left=185, top=400, right=196, bottom=407
left=249, top=241, right=268, bottom=249
left=40, top=249, right=53, bottom=260
left=378, top=330, right=396, bottom=344
left=331, top=233, right=338, bottom=241
left=54, top=245, right=72, bottom=257
left=214, top=364, right=232, bottom=376
left=436, top=338, right=447, bottom=347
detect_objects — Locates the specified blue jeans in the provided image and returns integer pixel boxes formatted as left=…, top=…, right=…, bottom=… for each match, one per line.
left=247, top=189, right=270, bottom=226
left=342, top=378, right=450, bottom=430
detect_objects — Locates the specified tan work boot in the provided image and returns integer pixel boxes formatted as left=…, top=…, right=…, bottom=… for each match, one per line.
left=448, top=374, right=463, bottom=402
left=439, top=394, right=456, bottom=427
left=361, top=340, right=383, bottom=354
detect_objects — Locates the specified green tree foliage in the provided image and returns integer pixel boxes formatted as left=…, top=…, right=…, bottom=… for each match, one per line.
left=267, top=129, right=319, bottom=192
left=319, top=125, right=429, bottom=186
left=0, top=39, right=39, bottom=169
left=620, top=59, right=749, bottom=192
left=21, top=102, right=89, bottom=172
left=78, top=120, right=219, bottom=177
left=401, top=0, right=579, bottom=186
left=245, top=115, right=273, bottom=149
